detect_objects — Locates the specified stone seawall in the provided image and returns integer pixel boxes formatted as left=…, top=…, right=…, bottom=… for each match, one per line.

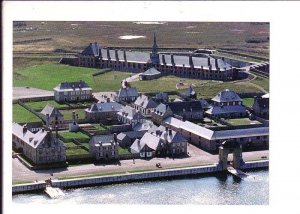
left=12, top=182, right=47, bottom=194
left=51, top=164, right=219, bottom=189
left=12, top=160, right=269, bottom=194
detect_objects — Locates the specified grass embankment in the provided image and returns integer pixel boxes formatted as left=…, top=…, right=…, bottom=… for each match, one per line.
left=243, top=98, right=254, bottom=107
left=13, top=104, right=41, bottom=123
left=13, top=63, right=131, bottom=92
left=25, top=100, right=68, bottom=111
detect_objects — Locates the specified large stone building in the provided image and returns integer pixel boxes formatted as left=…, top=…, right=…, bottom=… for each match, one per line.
left=163, top=117, right=269, bottom=152
left=115, top=85, right=139, bottom=103
left=76, top=34, right=238, bottom=81
left=89, top=134, right=119, bottom=161
left=133, top=94, right=158, bottom=117
left=12, top=123, right=66, bottom=165
left=117, top=105, right=145, bottom=127
left=206, top=89, right=248, bottom=118
left=85, top=101, right=122, bottom=124
left=54, top=80, right=92, bottom=103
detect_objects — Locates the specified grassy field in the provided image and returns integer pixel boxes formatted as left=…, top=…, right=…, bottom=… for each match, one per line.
left=225, top=118, right=261, bottom=126
left=251, top=76, right=269, bottom=92
left=13, top=104, right=41, bottom=123
left=24, top=100, right=68, bottom=111
left=13, top=63, right=131, bottom=92
left=13, top=21, right=269, bottom=57
left=66, top=148, right=89, bottom=156
left=59, top=131, right=90, bottom=140
left=131, top=75, right=263, bottom=98
left=60, top=109, right=86, bottom=120
left=243, top=98, right=254, bottom=107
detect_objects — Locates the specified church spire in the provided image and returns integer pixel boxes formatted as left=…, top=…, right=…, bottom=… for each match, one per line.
left=150, top=32, right=160, bottom=64
left=152, top=32, right=158, bottom=53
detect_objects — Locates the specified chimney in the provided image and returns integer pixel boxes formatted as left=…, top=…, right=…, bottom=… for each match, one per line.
left=162, top=55, right=166, bottom=65
left=171, top=54, right=175, bottom=65
left=55, top=125, right=59, bottom=139
left=107, top=49, right=111, bottom=60
left=156, top=130, right=160, bottom=136
left=215, top=58, right=218, bottom=69
left=123, top=50, right=127, bottom=62
left=168, top=129, right=172, bottom=136
left=137, top=139, right=140, bottom=145
left=46, top=114, right=50, bottom=128
left=201, top=65, right=204, bottom=71
left=208, top=57, right=211, bottom=67
left=99, top=47, right=102, bottom=58
left=23, top=125, right=28, bottom=133
left=166, top=126, right=169, bottom=132
left=115, top=49, right=119, bottom=61
left=189, top=55, right=194, bottom=68
left=107, top=97, right=110, bottom=103
left=113, top=133, right=117, bottom=142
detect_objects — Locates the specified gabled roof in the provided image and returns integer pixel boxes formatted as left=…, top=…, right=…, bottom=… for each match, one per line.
left=87, top=102, right=122, bottom=113
left=54, top=80, right=91, bottom=90
left=166, top=100, right=203, bottom=113
left=117, top=105, right=144, bottom=120
left=134, top=95, right=158, bottom=109
left=117, top=131, right=146, bottom=141
left=130, top=132, right=161, bottom=153
left=117, top=86, right=138, bottom=98
left=212, top=89, right=242, bottom=103
left=154, top=103, right=173, bottom=115
left=133, top=120, right=157, bottom=132
left=81, top=42, right=101, bottom=56
left=12, top=123, right=64, bottom=149
left=41, top=105, right=63, bottom=117
left=155, top=92, right=168, bottom=101
left=141, top=67, right=161, bottom=76
left=205, top=105, right=247, bottom=115
left=90, top=134, right=114, bottom=145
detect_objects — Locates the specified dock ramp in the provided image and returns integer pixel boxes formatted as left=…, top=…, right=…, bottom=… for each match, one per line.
left=44, top=186, right=64, bottom=199
left=227, top=166, right=256, bottom=181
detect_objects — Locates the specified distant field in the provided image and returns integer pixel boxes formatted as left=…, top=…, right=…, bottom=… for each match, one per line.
left=13, top=21, right=269, bottom=58
left=132, top=76, right=264, bottom=99
left=13, top=104, right=41, bottom=123
left=13, top=63, right=132, bottom=92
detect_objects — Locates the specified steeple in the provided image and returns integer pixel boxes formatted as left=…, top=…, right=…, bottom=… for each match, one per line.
left=152, top=32, right=158, bottom=53
left=150, top=32, right=160, bottom=64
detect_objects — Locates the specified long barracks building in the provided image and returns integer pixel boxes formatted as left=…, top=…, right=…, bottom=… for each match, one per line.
left=76, top=33, right=239, bottom=81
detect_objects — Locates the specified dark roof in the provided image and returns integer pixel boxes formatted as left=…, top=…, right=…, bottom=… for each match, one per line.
left=212, top=89, right=242, bottom=103
left=255, top=97, right=269, bottom=109
left=117, top=87, right=139, bottom=98
left=81, top=43, right=101, bottom=56
left=90, top=134, right=114, bottom=145
left=87, top=102, right=122, bottom=112
left=41, top=105, right=63, bottom=117
left=141, top=67, right=161, bottom=76
left=166, top=100, right=203, bottom=114
left=134, top=95, right=158, bottom=109
left=55, top=80, right=90, bottom=90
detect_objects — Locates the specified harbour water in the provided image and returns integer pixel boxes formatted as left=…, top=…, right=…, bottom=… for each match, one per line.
left=12, top=170, right=268, bottom=205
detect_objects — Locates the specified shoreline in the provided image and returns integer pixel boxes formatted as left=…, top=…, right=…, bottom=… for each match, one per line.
left=12, top=160, right=268, bottom=195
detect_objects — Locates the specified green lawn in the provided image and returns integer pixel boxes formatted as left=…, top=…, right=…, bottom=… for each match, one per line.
left=13, top=104, right=41, bottom=123
left=24, top=100, right=68, bottom=111
left=251, top=76, right=269, bottom=92
left=225, top=118, right=261, bottom=126
left=59, top=131, right=90, bottom=140
left=63, top=141, right=78, bottom=148
left=13, top=63, right=132, bottom=92
left=118, top=147, right=131, bottom=155
left=243, top=97, right=254, bottom=107
left=60, top=109, right=86, bottom=120
left=66, top=148, right=89, bottom=156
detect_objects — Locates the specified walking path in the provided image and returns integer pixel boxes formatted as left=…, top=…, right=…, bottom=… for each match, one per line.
left=12, top=145, right=269, bottom=183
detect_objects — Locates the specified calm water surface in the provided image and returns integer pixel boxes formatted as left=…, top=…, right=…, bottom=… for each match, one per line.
left=13, top=170, right=268, bottom=205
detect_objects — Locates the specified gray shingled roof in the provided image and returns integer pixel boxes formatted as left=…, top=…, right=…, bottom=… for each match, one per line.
left=117, top=87, right=139, bottom=98
left=81, top=43, right=101, bottom=56
left=87, top=102, right=122, bottom=113
left=206, top=105, right=247, bottom=115
left=134, top=95, right=158, bottom=109
left=166, top=101, right=203, bottom=114
left=133, top=120, right=157, bottom=132
left=90, top=134, right=114, bottom=145
left=117, top=105, right=144, bottom=120
left=130, top=132, right=161, bottom=153
left=142, top=67, right=161, bottom=76
left=163, top=117, right=269, bottom=141
left=212, top=89, right=242, bottom=103
left=41, top=105, right=63, bottom=117
left=12, top=123, right=64, bottom=149
left=55, top=80, right=91, bottom=90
